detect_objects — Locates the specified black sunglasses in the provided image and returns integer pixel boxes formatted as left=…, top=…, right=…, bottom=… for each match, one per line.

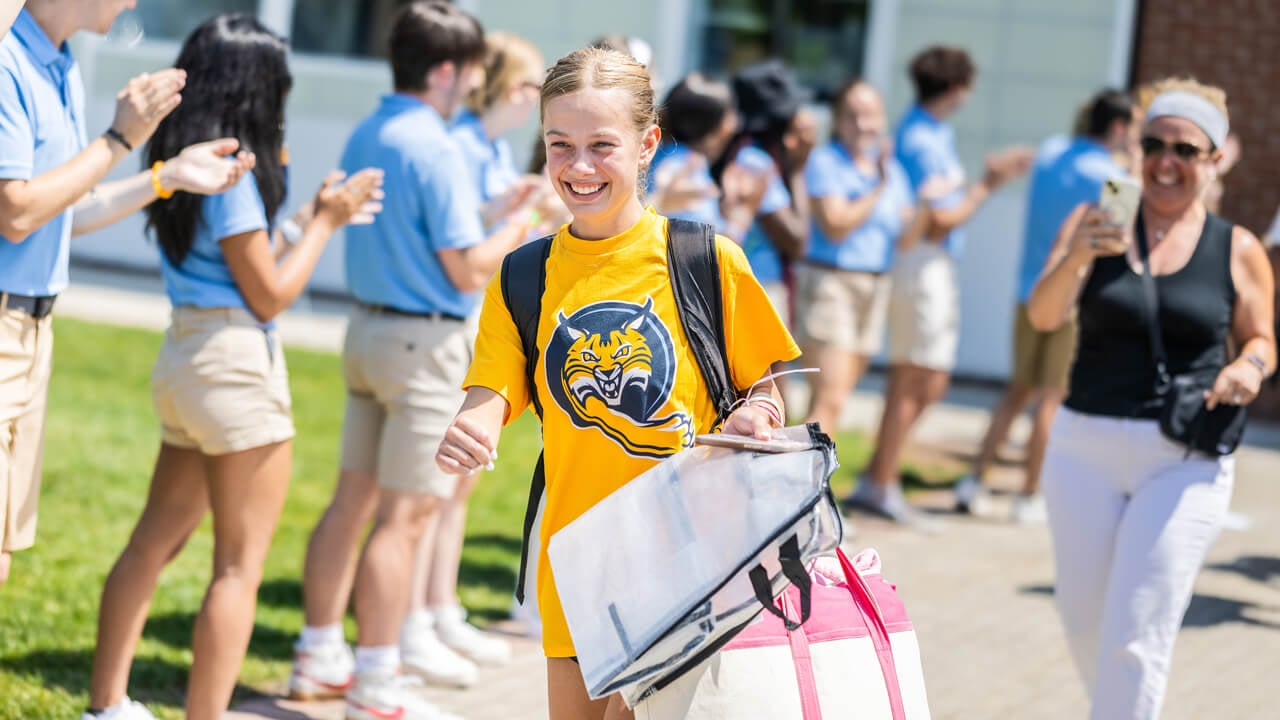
left=1140, top=136, right=1211, bottom=160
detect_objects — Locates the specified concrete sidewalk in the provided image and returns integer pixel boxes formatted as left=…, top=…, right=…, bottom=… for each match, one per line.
left=60, top=273, right=1280, bottom=719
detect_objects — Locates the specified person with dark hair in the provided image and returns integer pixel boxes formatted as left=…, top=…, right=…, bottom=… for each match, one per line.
left=0, top=0, right=255, bottom=593
left=650, top=73, right=768, bottom=240
left=796, top=79, right=914, bottom=437
left=1030, top=76, right=1274, bottom=719
left=291, top=4, right=537, bottom=718
left=82, top=14, right=383, bottom=720
left=846, top=44, right=1032, bottom=525
left=714, top=59, right=815, bottom=323
left=954, top=89, right=1140, bottom=524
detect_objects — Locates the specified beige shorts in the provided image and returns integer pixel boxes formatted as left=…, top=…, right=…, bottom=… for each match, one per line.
left=151, top=307, right=295, bottom=455
left=794, top=263, right=890, bottom=355
left=887, top=243, right=960, bottom=372
left=340, top=306, right=475, bottom=498
left=0, top=307, right=52, bottom=553
left=1011, top=303, right=1078, bottom=392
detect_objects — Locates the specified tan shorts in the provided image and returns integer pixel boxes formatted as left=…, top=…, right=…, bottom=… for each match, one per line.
left=151, top=307, right=295, bottom=455
left=1011, top=303, right=1078, bottom=392
left=0, top=307, right=52, bottom=553
left=887, top=243, right=960, bottom=372
left=794, top=263, right=889, bottom=355
left=340, top=306, right=475, bottom=498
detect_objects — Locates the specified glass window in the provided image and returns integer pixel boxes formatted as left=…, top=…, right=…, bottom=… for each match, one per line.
left=137, top=0, right=260, bottom=42
left=290, top=0, right=414, bottom=57
left=702, top=0, right=869, bottom=100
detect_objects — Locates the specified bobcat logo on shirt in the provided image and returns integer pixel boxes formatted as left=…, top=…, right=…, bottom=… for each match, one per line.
left=545, top=297, right=694, bottom=458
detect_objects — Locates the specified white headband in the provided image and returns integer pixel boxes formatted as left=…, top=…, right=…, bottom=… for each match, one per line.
left=1146, top=90, right=1228, bottom=149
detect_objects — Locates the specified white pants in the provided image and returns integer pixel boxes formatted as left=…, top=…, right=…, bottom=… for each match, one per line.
left=1042, top=408, right=1233, bottom=720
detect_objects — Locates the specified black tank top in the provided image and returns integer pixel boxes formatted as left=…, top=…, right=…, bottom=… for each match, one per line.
left=1065, top=212, right=1236, bottom=419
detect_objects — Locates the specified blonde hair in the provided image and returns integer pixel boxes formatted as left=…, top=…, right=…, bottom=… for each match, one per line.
left=465, top=31, right=544, bottom=114
left=540, top=47, right=657, bottom=136
left=1137, top=76, right=1229, bottom=121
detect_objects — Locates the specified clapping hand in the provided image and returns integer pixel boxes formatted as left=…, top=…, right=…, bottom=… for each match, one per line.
left=313, top=168, right=385, bottom=228
left=160, top=138, right=256, bottom=195
left=112, top=69, right=187, bottom=149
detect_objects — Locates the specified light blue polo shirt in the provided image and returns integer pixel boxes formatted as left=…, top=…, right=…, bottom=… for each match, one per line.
left=450, top=109, right=519, bottom=208
left=736, top=145, right=791, bottom=285
left=894, top=105, right=966, bottom=256
left=0, top=10, right=86, bottom=296
left=1015, top=135, right=1122, bottom=302
left=804, top=140, right=913, bottom=274
left=159, top=172, right=272, bottom=313
left=342, top=95, right=486, bottom=317
left=649, top=142, right=723, bottom=229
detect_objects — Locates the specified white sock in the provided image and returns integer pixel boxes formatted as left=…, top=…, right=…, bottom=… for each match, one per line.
left=300, top=623, right=345, bottom=649
left=354, top=645, right=400, bottom=675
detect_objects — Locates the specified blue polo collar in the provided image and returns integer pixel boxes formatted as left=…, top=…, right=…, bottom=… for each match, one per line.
left=12, top=9, right=74, bottom=73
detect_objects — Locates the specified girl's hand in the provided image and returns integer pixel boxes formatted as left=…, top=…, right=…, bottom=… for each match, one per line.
left=722, top=404, right=778, bottom=441
left=435, top=414, right=498, bottom=476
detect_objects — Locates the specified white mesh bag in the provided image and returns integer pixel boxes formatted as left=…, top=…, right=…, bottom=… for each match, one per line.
left=548, top=423, right=843, bottom=706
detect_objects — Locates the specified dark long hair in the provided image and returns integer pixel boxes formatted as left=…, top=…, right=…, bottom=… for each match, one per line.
left=145, top=14, right=292, bottom=266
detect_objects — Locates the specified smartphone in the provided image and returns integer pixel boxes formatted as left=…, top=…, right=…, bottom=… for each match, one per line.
left=1098, top=175, right=1141, bottom=228
left=694, top=433, right=811, bottom=454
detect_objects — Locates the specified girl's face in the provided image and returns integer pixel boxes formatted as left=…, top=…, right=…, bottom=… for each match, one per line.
left=543, top=87, right=659, bottom=238
left=1140, top=115, right=1221, bottom=214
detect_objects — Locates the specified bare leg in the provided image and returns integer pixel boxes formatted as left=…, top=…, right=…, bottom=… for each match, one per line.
left=803, top=342, right=869, bottom=435
left=1025, top=389, right=1065, bottom=496
left=866, top=365, right=949, bottom=487
left=548, top=658, right=632, bottom=720
left=971, top=384, right=1035, bottom=481
left=0, top=551, right=10, bottom=587
left=89, top=444, right=210, bottom=710
left=186, top=440, right=292, bottom=720
left=425, top=473, right=477, bottom=607
left=354, top=489, right=442, bottom=647
left=302, top=469, right=379, bottom=627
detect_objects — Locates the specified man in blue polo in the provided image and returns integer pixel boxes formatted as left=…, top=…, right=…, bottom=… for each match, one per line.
left=955, top=90, right=1139, bottom=524
left=0, top=0, right=253, bottom=590
left=291, top=3, right=536, bottom=718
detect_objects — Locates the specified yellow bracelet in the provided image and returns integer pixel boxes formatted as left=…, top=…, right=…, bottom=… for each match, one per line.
left=151, top=161, right=174, bottom=199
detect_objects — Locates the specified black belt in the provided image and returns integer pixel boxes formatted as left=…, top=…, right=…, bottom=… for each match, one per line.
left=1, top=292, right=56, bottom=318
left=360, top=303, right=465, bottom=323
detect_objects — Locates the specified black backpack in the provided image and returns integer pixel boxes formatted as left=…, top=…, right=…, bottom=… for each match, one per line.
left=499, top=218, right=737, bottom=603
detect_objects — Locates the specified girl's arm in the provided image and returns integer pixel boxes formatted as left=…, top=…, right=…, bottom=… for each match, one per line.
left=722, top=370, right=785, bottom=440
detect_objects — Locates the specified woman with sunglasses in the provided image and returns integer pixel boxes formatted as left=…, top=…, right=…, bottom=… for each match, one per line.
left=1027, top=77, right=1275, bottom=719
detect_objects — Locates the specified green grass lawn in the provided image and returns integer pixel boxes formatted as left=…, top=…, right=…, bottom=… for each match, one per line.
left=0, top=318, right=950, bottom=718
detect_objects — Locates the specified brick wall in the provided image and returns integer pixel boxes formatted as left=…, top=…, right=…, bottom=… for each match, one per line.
left=1131, top=0, right=1280, bottom=235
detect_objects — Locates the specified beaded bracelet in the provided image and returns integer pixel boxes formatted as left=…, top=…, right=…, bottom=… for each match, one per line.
left=151, top=161, right=174, bottom=200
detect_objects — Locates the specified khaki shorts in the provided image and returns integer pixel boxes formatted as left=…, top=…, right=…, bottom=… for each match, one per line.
left=0, top=307, right=52, bottom=553
left=887, top=243, right=960, bottom=372
left=340, top=306, right=475, bottom=498
left=152, top=307, right=295, bottom=455
left=1011, top=303, right=1078, bottom=392
left=794, top=263, right=889, bottom=355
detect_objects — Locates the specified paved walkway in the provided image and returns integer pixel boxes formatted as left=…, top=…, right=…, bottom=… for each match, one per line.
left=61, top=271, right=1280, bottom=719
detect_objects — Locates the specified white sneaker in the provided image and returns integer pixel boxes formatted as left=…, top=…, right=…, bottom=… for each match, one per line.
left=402, top=610, right=479, bottom=688
left=434, top=605, right=512, bottom=666
left=1011, top=494, right=1048, bottom=526
left=953, top=474, right=995, bottom=517
left=80, top=697, right=157, bottom=720
left=289, top=640, right=355, bottom=700
left=345, top=672, right=463, bottom=720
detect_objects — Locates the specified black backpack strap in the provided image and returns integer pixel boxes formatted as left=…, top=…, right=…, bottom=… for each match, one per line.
left=499, top=235, right=553, bottom=605
left=667, top=218, right=738, bottom=424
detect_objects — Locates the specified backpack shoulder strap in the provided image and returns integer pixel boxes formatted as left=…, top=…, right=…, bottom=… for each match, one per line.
left=666, top=218, right=738, bottom=424
left=499, top=235, right=553, bottom=605
left=500, top=235, right=554, bottom=419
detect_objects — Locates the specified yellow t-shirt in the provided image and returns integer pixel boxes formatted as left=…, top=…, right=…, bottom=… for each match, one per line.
left=464, top=208, right=800, bottom=657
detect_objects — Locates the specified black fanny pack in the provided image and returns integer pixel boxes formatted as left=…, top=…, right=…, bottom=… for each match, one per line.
left=1136, top=216, right=1246, bottom=457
